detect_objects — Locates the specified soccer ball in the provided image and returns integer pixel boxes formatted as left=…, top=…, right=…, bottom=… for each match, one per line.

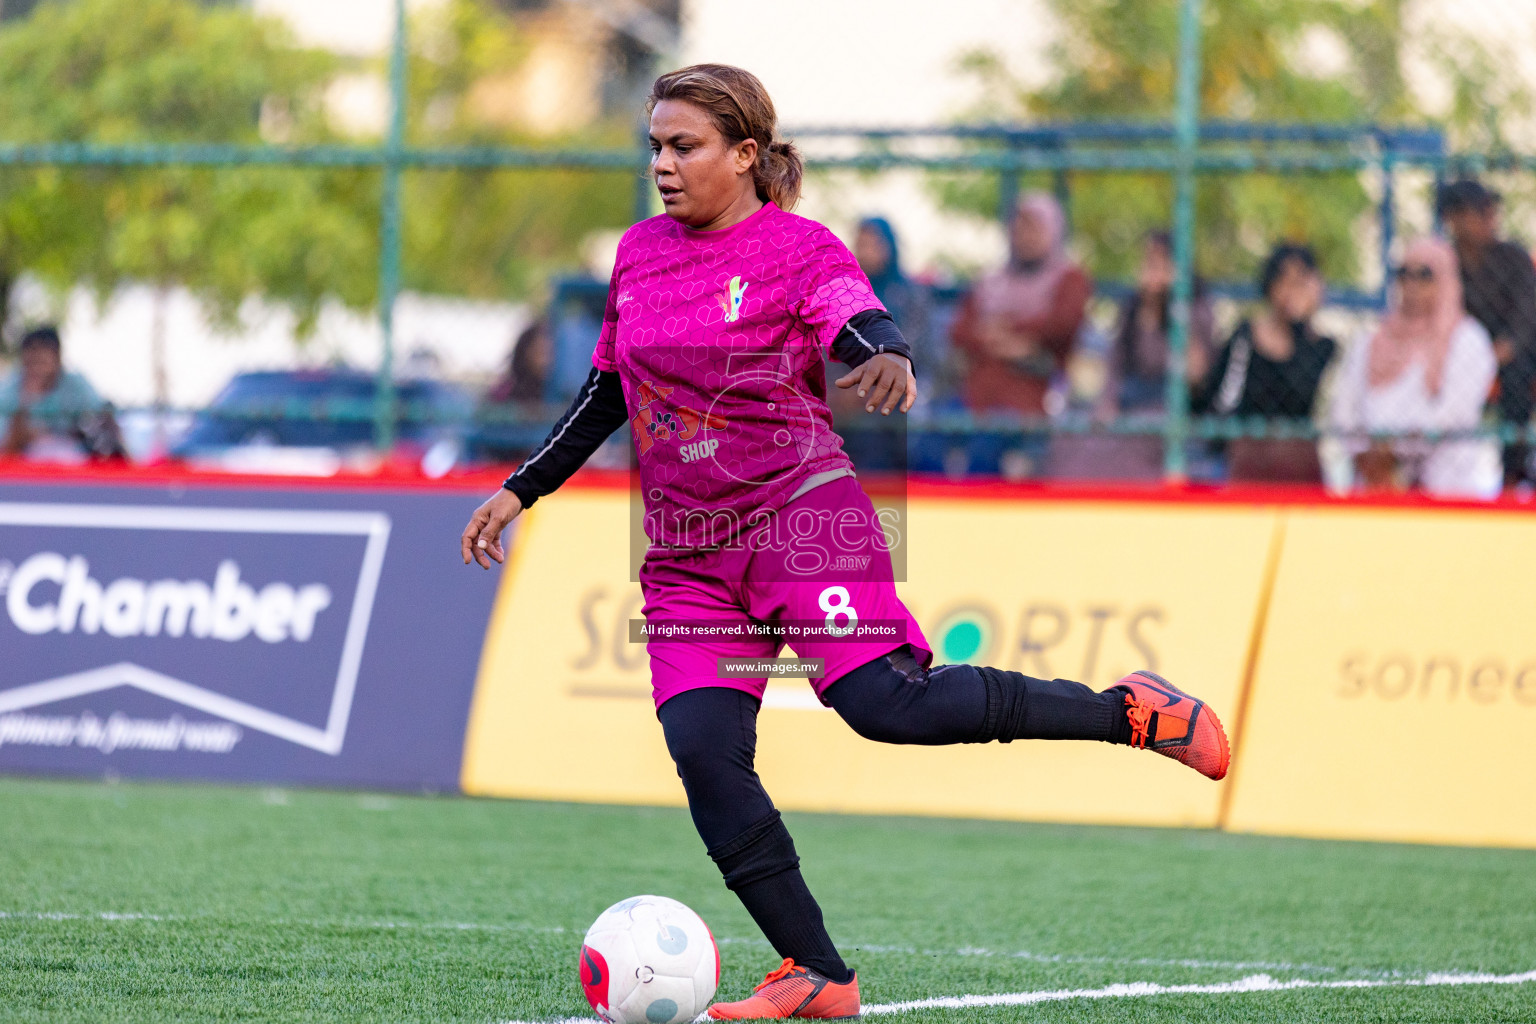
left=579, top=895, right=720, bottom=1024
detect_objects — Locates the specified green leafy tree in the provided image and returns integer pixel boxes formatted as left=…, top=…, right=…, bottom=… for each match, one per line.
left=400, top=0, right=637, bottom=300
left=0, top=0, right=379, bottom=367
left=943, top=0, right=1530, bottom=288
left=0, top=0, right=640, bottom=382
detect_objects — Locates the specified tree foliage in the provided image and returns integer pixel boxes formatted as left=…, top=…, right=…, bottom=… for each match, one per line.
left=942, top=0, right=1531, bottom=287
left=0, top=0, right=377, bottom=335
left=0, top=0, right=643, bottom=345
left=399, top=0, right=637, bottom=300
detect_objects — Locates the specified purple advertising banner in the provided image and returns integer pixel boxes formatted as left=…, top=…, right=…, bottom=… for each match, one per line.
left=0, top=475, right=501, bottom=791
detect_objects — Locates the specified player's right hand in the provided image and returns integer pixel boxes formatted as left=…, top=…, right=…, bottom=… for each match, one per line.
left=461, top=487, right=524, bottom=570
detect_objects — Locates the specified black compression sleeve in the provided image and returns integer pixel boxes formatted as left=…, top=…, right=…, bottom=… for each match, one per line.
left=830, top=309, right=913, bottom=370
left=502, top=367, right=628, bottom=508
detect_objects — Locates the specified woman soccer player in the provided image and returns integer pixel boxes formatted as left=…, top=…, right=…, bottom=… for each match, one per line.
left=460, top=64, right=1229, bottom=1021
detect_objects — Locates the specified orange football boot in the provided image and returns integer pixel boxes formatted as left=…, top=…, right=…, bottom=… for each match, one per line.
left=1116, top=670, right=1230, bottom=781
left=707, top=958, right=860, bottom=1020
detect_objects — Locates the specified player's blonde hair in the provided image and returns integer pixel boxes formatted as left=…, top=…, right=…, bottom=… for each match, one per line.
left=648, top=64, right=803, bottom=211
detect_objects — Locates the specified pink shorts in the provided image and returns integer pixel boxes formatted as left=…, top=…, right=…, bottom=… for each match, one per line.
left=639, top=475, right=931, bottom=708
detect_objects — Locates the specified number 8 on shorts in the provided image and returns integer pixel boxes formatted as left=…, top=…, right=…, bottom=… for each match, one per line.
left=818, top=585, right=858, bottom=638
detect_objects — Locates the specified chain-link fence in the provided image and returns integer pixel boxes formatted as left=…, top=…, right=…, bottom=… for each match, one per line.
left=1, top=0, right=1534, bottom=498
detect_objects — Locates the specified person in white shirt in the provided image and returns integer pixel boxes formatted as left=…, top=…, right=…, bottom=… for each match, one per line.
left=1329, top=236, right=1501, bottom=499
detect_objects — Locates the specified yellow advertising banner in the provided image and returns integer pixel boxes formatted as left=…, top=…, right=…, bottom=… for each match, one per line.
left=1222, top=508, right=1536, bottom=848
left=461, top=488, right=1278, bottom=828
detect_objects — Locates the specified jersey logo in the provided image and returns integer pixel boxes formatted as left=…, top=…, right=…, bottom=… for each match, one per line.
left=716, top=275, right=749, bottom=323
left=632, top=380, right=728, bottom=456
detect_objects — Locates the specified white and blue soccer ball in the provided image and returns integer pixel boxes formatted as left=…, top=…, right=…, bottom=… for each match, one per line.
left=579, top=895, right=720, bottom=1024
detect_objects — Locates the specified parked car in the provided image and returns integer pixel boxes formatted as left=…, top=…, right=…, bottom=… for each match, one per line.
left=172, top=368, right=473, bottom=475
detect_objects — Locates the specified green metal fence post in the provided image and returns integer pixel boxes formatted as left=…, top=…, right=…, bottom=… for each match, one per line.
left=374, top=0, right=408, bottom=452
left=1164, top=0, right=1204, bottom=481
left=1377, top=138, right=1396, bottom=307
left=998, top=130, right=1022, bottom=225
left=634, top=118, right=655, bottom=224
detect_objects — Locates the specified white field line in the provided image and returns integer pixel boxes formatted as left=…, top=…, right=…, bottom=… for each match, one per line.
left=0, top=911, right=169, bottom=922
left=823, top=940, right=1359, bottom=978
left=0, top=910, right=566, bottom=935
left=3, top=915, right=1532, bottom=1018
left=859, top=968, right=1536, bottom=1013
left=726, top=935, right=1380, bottom=978
left=10, top=909, right=1534, bottom=1011
left=494, top=968, right=1536, bottom=1024
left=355, top=920, right=568, bottom=935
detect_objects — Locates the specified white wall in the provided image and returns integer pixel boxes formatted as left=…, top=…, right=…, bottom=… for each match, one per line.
left=252, top=0, right=448, bottom=137
left=680, top=0, right=1053, bottom=127
left=252, top=0, right=443, bottom=57
left=679, top=0, right=1056, bottom=276
left=10, top=280, right=527, bottom=410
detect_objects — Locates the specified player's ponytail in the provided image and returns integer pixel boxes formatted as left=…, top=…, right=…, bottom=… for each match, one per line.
left=757, top=139, right=803, bottom=212
left=648, top=64, right=803, bottom=211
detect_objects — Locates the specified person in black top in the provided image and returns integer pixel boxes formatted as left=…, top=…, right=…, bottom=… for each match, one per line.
left=1438, top=179, right=1536, bottom=487
left=1197, top=243, right=1337, bottom=482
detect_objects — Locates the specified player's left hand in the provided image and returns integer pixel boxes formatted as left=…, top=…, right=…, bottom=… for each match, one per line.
left=461, top=487, right=524, bottom=570
left=834, top=352, right=916, bottom=415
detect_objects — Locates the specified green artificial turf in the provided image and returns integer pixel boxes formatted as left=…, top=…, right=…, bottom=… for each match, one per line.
left=1, top=776, right=1533, bottom=1023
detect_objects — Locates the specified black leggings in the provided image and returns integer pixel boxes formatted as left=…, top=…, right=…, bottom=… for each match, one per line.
left=656, top=645, right=1129, bottom=982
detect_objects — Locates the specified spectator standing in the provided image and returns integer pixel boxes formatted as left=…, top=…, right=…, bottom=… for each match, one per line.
left=1329, top=237, right=1500, bottom=499
left=950, top=192, right=1091, bottom=476
left=0, top=325, right=121, bottom=462
left=1198, top=243, right=1337, bottom=483
left=1051, top=231, right=1215, bottom=480
left=1436, top=179, right=1536, bottom=487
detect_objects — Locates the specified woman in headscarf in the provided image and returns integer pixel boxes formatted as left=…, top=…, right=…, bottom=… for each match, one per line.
left=853, top=218, right=938, bottom=382
left=1329, top=236, right=1500, bottom=498
left=854, top=217, right=904, bottom=300
left=949, top=191, right=1091, bottom=476
left=836, top=217, right=939, bottom=471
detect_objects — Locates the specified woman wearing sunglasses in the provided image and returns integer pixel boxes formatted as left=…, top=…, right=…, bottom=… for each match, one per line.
left=1328, top=236, right=1501, bottom=498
